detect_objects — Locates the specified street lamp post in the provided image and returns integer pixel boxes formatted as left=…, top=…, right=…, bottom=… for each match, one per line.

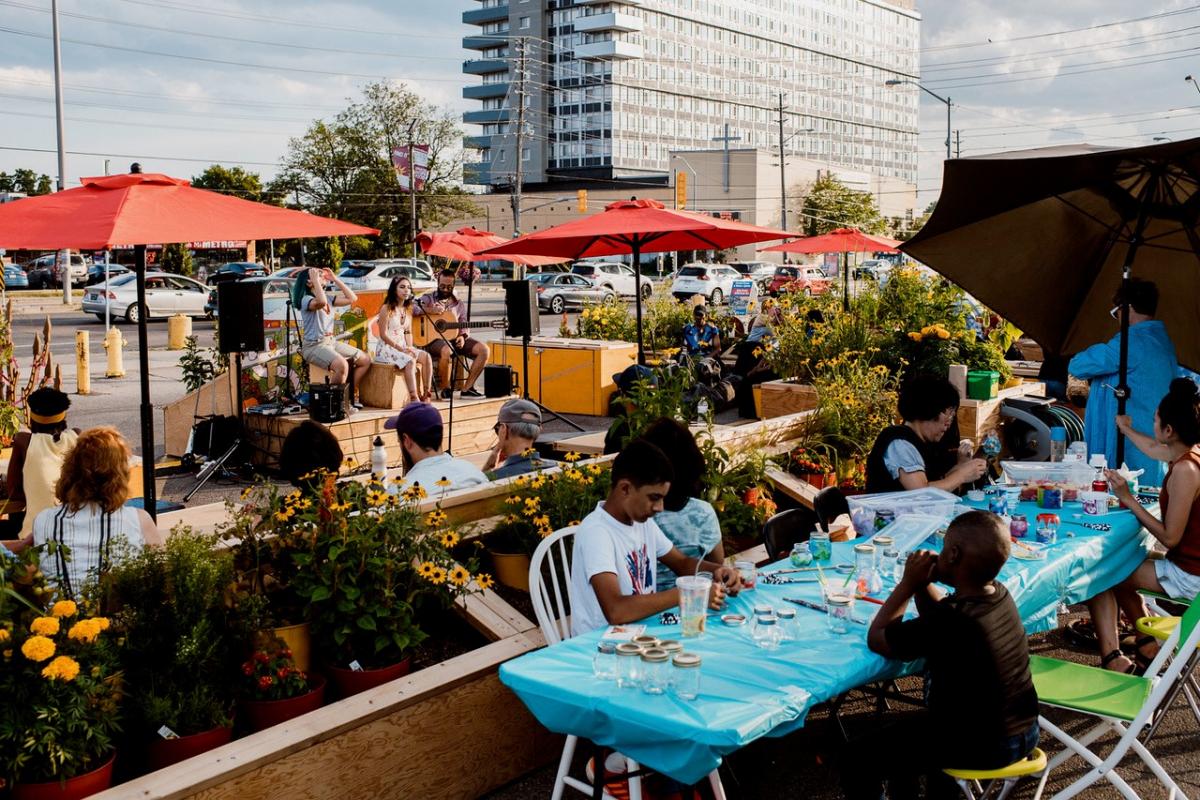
left=1187, top=75, right=1200, bottom=97
left=886, top=79, right=951, bottom=161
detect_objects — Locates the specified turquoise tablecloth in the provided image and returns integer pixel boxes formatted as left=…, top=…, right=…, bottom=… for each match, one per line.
left=498, top=500, right=1152, bottom=784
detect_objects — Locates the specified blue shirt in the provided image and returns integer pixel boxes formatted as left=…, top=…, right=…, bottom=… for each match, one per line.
left=654, top=498, right=722, bottom=591
left=683, top=322, right=720, bottom=356
left=488, top=453, right=554, bottom=480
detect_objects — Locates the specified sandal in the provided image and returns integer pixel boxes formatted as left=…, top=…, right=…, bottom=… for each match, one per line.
left=1100, top=649, right=1136, bottom=674
left=1131, top=635, right=1159, bottom=671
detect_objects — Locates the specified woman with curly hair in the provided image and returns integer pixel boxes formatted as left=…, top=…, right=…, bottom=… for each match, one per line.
left=25, top=427, right=162, bottom=597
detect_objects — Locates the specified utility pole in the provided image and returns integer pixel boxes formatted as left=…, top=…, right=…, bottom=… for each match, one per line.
left=407, top=119, right=419, bottom=256
left=510, top=37, right=528, bottom=280
left=777, top=93, right=787, bottom=230
left=711, top=123, right=742, bottom=193
left=954, top=129, right=961, bottom=159
left=51, top=0, right=70, bottom=305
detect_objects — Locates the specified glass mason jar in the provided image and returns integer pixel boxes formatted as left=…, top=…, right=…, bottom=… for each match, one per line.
left=893, top=551, right=908, bottom=584
left=615, top=643, right=642, bottom=689
left=775, top=607, right=798, bottom=641
left=657, top=639, right=683, bottom=657
left=639, top=648, right=671, bottom=695
left=752, top=614, right=781, bottom=650
left=790, top=541, right=813, bottom=567
left=593, top=641, right=618, bottom=680
left=853, top=543, right=877, bottom=594
left=672, top=652, right=702, bottom=700
left=826, top=594, right=854, bottom=635
left=810, top=530, right=832, bottom=562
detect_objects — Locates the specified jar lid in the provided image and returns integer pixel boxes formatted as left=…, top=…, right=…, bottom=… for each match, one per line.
left=752, top=604, right=773, bottom=615
left=673, top=652, right=701, bottom=668
left=615, top=643, right=642, bottom=657
left=657, top=639, right=683, bottom=653
left=873, top=536, right=894, bottom=547
left=853, top=543, right=876, bottom=553
left=810, top=529, right=830, bottom=538
left=792, top=542, right=809, bottom=550
left=826, top=594, right=852, bottom=607
left=640, top=647, right=670, bottom=663
left=597, top=641, right=617, bottom=654
left=720, top=613, right=746, bottom=626
left=630, top=635, right=659, bottom=648
left=756, top=615, right=777, bottom=625
left=776, top=608, right=796, bottom=619
left=834, top=563, right=855, bottom=574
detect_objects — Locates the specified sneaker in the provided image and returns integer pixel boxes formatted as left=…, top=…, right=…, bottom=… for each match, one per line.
left=351, top=398, right=364, bottom=410
left=440, top=388, right=454, bottom=400
left=461, top=388, right=483, bottom=398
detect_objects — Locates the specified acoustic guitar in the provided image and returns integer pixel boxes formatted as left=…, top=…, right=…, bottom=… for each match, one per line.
left=411, top=308, right=504, bottom=348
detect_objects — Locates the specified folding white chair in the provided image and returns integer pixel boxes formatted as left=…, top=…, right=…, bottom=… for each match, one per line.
left=1032, top=596, right=1200, bottom=800
left=529, top=527, right=726, bottom=800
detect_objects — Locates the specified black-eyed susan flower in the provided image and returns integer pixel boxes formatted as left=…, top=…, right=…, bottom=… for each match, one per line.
left=429, top=566, right=447, bottom=585
left=418, top=561, right=436, bottom=579
left=439, top=530, right=460, bottom=548
left=563, top=451, right=582, bottom=463
left=475, top=573, right=494, bottom=591
left=448, top=565, right=470, bottom=587
left=426, top=509, right=448, bottom=527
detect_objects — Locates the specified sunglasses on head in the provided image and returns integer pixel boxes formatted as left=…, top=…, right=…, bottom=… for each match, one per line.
left=1109, top=306, right=1121, bottom=320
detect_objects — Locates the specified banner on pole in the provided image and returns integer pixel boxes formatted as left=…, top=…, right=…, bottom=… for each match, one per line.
left=392, top=145, right=430, bottom=191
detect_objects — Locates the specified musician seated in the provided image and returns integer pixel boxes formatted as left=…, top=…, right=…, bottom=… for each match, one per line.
left=416, top=269, right=489, bottom=400
left=299, top=267, right=371, bottom=409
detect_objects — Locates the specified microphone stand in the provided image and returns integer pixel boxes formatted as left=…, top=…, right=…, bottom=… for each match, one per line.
left=416, top=301, right=465, bottom=455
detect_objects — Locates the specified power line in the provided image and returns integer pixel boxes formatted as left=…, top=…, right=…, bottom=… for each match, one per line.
left=922, top=25, right=1200, bottom=72
left=924, top=42, right=1200, bottom=87
left=926, top=47, right=1200, bottom=91
left=0, top=91, right=317, bottom=124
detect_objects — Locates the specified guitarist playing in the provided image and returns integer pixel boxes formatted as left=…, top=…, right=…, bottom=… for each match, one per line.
left=416, top=268, right=490, bottom=399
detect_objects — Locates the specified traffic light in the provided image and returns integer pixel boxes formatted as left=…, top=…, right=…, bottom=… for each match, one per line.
left=675, top=171, right=687, bottom=209
left=577, top=189, right=587, bottom=214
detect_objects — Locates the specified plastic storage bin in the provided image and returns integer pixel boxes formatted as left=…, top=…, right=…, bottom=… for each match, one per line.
left=967, top=370, right=1000, bottom=400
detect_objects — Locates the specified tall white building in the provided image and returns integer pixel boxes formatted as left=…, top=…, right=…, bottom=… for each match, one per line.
left=462, top=0, right=920, bottom=206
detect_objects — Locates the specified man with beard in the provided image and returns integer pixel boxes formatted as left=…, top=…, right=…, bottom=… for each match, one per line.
left=385, top=402, right=487, bottom=493
left=415, top=268, right=490, bottom=399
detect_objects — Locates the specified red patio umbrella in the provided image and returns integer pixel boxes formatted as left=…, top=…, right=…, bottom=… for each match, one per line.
left=0, top=170, right=378, bottom=515
left=480, top=199, right=796, bottom=363
left=417, top=227, right=568, bottom=267
left=762, top=228, right=901, bottom=310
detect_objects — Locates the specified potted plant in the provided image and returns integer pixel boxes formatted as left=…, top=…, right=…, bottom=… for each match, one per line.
left=486, top=457, right=612, bottom=591
left=809, top=354, right=899, bottom=486
left=238, top=636, right=325, bottom=733
left=286, top=475, right=488, bottom=697
left=0, top=551, right=123, bottom=799
left=787, top=444, right=835, bottom=489
left=696, top=433, right=778, bottom=554
left=101, top=529, right=243, bottom=772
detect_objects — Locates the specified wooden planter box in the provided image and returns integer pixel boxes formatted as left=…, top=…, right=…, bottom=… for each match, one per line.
left=757, top=380, right=818, bottom=419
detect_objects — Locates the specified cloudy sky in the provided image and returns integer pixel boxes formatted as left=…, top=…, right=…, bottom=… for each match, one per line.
left=1, top=0, right=1197, bottom=205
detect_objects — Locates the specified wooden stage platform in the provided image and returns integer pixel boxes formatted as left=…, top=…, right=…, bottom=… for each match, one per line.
left=244, top=395, right=512, bottom=474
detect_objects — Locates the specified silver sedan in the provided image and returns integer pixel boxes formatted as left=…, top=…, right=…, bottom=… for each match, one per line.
left=81, top=271, right=211, bottom=323
left=531, top=273, right=616, bottom=314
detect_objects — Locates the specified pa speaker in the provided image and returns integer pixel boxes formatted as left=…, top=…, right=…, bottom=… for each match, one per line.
left=217, top=280, right=265, bottom=354
left=503, top=279, right=540, bottom=339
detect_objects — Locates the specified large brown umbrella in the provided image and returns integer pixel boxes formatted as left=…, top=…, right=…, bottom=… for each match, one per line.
left=903, top=138, right=1200, bottom=463
left=481, top=198, right=796, bottom=363
left=0, top=169, right=377, bottom=514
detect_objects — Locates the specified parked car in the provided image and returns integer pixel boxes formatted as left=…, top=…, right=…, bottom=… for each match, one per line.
left=669, top=263, right=743, bottom=305
left=852, top=259, right=892, bottom=281
left=85, top=263, right=131, bottom=286
left=206, top=276, right=295, bottom=317
left=729, top=261, right=777, bottom=289
left=767, top=265, right=832, bottom=297
left=570, top=261, right=653, bottom=299
left=338, top=260, right=436, bottom=294
left=24, top=252, right=89, bottom=289
left=3, top=264, right=29, bottom=290
left=530, top=272, right=616, bottom=314
left=208, top=261, right=268, bottom=284
left=269, top=266, right=310, bottom=281
left=81, top=271, right=211, bottom=323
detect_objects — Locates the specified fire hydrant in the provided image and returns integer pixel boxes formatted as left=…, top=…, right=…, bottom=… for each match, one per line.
left=103, top=327, right=126, bottom=378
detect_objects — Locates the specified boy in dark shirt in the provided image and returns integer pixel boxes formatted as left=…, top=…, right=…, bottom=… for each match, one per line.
left=843, top=510, right=1039, bottom=799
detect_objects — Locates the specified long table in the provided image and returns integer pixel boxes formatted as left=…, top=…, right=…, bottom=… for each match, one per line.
left=498, top=499, right=1152, bottom=785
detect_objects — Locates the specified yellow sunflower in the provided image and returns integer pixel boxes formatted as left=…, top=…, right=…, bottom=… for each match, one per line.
left=429, top=566, right=447, bottom=585
left=448, top=565, right=471, bottom=587
left=366, top=490, right=388, bottom=508
left=532, top=514, right=550, bottom=528
left=563, top=451, right=582, bottom=463
left=439, top=530, right=460, bottom=548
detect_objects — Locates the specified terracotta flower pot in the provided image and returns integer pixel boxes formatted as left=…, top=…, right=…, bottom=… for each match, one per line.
left=145, top=724, right=234, bottom=772
left=270, top=622, right=312, bottom=672
left=325, top=656, right=411, bottom=698
left=489, top=550, right=531, bottom=592
left=241, top=675, right=326, bottom=732
left=12, top=754, right=115, bottom=800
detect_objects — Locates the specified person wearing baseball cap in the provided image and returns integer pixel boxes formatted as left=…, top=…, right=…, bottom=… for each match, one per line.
left=385, top=402, right=487, bottom=493
left=5, top=387, right=79, bottom=538
left=484, top=399, right=553, bottom=480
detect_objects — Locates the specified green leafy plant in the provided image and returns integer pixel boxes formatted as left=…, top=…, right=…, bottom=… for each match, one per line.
left=609, top=365, right=696, bottom=450
left=161, top=242, right=194, bottom=277
left=487, top=456, right=612, bottom=555
left=696, top=432, right=778, bottom=547
left=240, top=638, right=310, bottom=701
left=179, top=335, right=225, bottom=393
left=102, top=529, right=242, bottom=738
left=809, top=354, right=899, bottom=462
left=0, top=550, right=123, bottom=787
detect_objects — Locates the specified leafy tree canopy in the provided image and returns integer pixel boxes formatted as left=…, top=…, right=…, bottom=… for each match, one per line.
left=0, top=169, right=53, bottom=195
left=797, top=174, right=887, bottom=237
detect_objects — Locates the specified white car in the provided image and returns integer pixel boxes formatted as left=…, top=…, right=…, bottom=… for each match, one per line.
left=81, top=271, right=211, bottom=323
left=570, top=261, right=654, bottom=299
left=339, top=260, right=436, bottom=294
left=669, top=263, right=744, bottom=305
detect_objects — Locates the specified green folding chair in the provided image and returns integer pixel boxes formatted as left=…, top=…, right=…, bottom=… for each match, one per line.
left=1031, top=597, right=1200, bottom=800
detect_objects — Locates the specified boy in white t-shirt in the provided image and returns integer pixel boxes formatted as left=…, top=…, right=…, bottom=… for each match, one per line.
left=570, top=439, right=742, bottom=637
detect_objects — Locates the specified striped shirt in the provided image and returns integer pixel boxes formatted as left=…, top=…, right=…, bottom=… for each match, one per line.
left=33, top=504, right=144, bottom=597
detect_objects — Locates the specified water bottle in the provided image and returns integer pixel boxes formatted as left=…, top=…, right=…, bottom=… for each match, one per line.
left=371, top=435, right=388, bottom=481
left=1049, top=427, right=1066, bottom=463
left=696, top=396, right=709, bottom=422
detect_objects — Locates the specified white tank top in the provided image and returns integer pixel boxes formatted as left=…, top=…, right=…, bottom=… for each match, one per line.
left=19, top=429, right=79, bottom=537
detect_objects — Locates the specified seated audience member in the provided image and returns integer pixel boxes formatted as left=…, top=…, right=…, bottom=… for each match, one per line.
left=415, top=269, right=490, bottom=399
left=279, top=420, right=344, bottom=491
left=639, top=418, right=724, bottom=591
left=386, top=402, right=487, bottom=493
left=865, top=376, right=987, bottom=494
left=844, top=510, right=1039, bottom=799
left=569, top=439, right=741, bottom=637
left=682, top=305, right=722, bottom=358
left=484, top=399, right=553, bottom=480
left=27, top=428, right=163, bottom=598
left=5, top=387, right=79, bottom=538
left=1087, top=378, right=1200, bottom=673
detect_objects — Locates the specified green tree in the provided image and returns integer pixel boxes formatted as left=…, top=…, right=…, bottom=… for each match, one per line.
left=0, top=169, right=53, bottom=195
left=797, top=174, right=887, bottom=237
left=314, top=237, right=343, bottom=269
left=191, top=165, right=266, bottom=202
left=275, top=81, right=479, bottom=257
left=161, top=242, right=194, bottom=276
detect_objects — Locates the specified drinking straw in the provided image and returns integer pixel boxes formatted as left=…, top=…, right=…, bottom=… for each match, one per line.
left=841, top=566, right=858, bottom=588
left=815, top=565, right=827, bottom=586
left=855, top=594, right=885, bottom=606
